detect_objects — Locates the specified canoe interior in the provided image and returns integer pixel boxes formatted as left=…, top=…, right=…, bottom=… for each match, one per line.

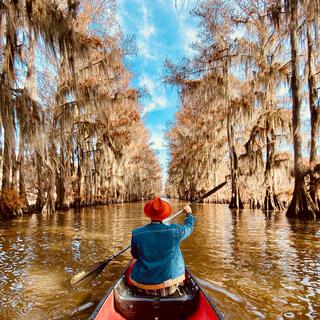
left=91, top=269, right=223, bottom=320
left=93, top=291, right=125, bottom=320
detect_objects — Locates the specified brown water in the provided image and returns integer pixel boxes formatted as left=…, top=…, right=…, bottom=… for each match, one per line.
left=0, top=202, right=319, bottom=320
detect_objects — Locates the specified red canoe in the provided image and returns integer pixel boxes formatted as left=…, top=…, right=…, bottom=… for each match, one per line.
left=89, top=265, right=223, bottom=320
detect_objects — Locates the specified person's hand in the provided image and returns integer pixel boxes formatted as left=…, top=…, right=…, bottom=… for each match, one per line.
left=183, top=205, right=192, bottom=215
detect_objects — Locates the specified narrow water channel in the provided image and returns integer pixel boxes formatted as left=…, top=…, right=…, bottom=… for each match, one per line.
left=0, top=202, right=319, bottom=319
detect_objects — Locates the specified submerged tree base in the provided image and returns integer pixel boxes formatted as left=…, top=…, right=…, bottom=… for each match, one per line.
left=229, top=194, right=244, bottom=209
left=264, top=189, right=286, bottom=211
left=286, top=185, right=319, bottom=219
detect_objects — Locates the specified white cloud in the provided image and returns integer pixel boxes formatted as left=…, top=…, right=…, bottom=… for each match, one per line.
left=139, top=75, right=169, bottom=115
left=154, top=95, right=167, bottom=107
left=150, top=131, right=166, bottom=150
left=140, top=5, right=156, bottom=38
left=140, top=25, right=156, bottom=38
left=137, top=39, right=156, bottom=60
left=143, top=102, right=157, bottom=114
left=142, top=94, right=168, bottom=115
left=148, top=124, right=167, bottom=148
left=135, top=4, right=157, bottom=60
left=230, top=27, right=246, bottom=40
left=174, top=2, right=198, bottom=56
left=139, top=75, right=156, bottom=95
left=148, top=128, right=169, bottom=184
left=184, top=27, right=197, bottom=42
left=278, top=85, right=288, bottom=96
left=182, top=27, right=197, bottom=55
left=117, top=1, right=156, bottom=60
left=170, top=0, right=189, bottom=12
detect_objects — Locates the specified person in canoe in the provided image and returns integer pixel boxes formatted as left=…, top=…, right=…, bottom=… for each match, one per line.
left=126, top=197, right=196, bottom=296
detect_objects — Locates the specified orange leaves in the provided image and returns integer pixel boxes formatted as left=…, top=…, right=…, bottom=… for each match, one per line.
left=76, top=32, right=103, bottom=48
left=0, top=190, right=25, bottom=218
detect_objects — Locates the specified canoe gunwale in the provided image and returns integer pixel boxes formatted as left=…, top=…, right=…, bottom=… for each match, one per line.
left=88, top=264, right=129, bottom=320
left=186, top=268, right=224, bottom=320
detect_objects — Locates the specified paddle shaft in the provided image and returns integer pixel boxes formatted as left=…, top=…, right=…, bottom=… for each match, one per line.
left=107, top=244, right=131, bottom=263
left=163, top=180, right=227, bottom=223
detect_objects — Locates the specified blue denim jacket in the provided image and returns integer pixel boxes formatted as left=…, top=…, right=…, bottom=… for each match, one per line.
left=130, top=214, right=196, bottom=284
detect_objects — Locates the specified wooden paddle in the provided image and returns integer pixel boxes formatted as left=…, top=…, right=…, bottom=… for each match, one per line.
left=70, top=180, right=227, bottom=286
left=70, top=245, right=131, bottom=286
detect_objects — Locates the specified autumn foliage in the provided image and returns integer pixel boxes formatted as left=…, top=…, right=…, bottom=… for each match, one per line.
left=166, top=0, right=320, bottom=218
left=0, top=0, right=161, bottom=218
left=0, top=190, right=25, bottom=219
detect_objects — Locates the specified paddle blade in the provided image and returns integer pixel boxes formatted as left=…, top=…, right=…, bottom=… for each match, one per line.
left=70, top=259, right=111, bottom=286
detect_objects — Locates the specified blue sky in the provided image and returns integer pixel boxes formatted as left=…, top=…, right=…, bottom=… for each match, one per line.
left=117, top=0, right=198, bottom=182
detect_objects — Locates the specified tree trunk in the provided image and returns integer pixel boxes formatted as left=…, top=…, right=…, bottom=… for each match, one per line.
left=56, top=127, right=71, bottom=210
left=1, top=103, right=15, bottom=192
left=42, top=140, right=57, bottom=214
left=75, top=145, right=82, bottom=208
left=307, top=20, right=320, bottom=212
left=11, top=145, right=18, bottom=191
left=0, top=127, right=2, bottom=191
left=225, top=62, right=243, bottom=209
left=286, top=0, right=317, bottom=219
left=264, top=119, right=275, bottom=210
left=264, top=123, right=284, bottom=211
left=228, top=120, right=244, bottom=209
left=1, top=19, right=16, bottom=193
left=18, top=32, right=36, bottom=211
left=18, top=134, right=28, bottom=209
left=35, top=152, right=45, bottom=211
left=43, top=168, right=55, bottom=214
left=56, top=147, right=69, bottom=210
left=1, top=109, right=11, bottom=191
